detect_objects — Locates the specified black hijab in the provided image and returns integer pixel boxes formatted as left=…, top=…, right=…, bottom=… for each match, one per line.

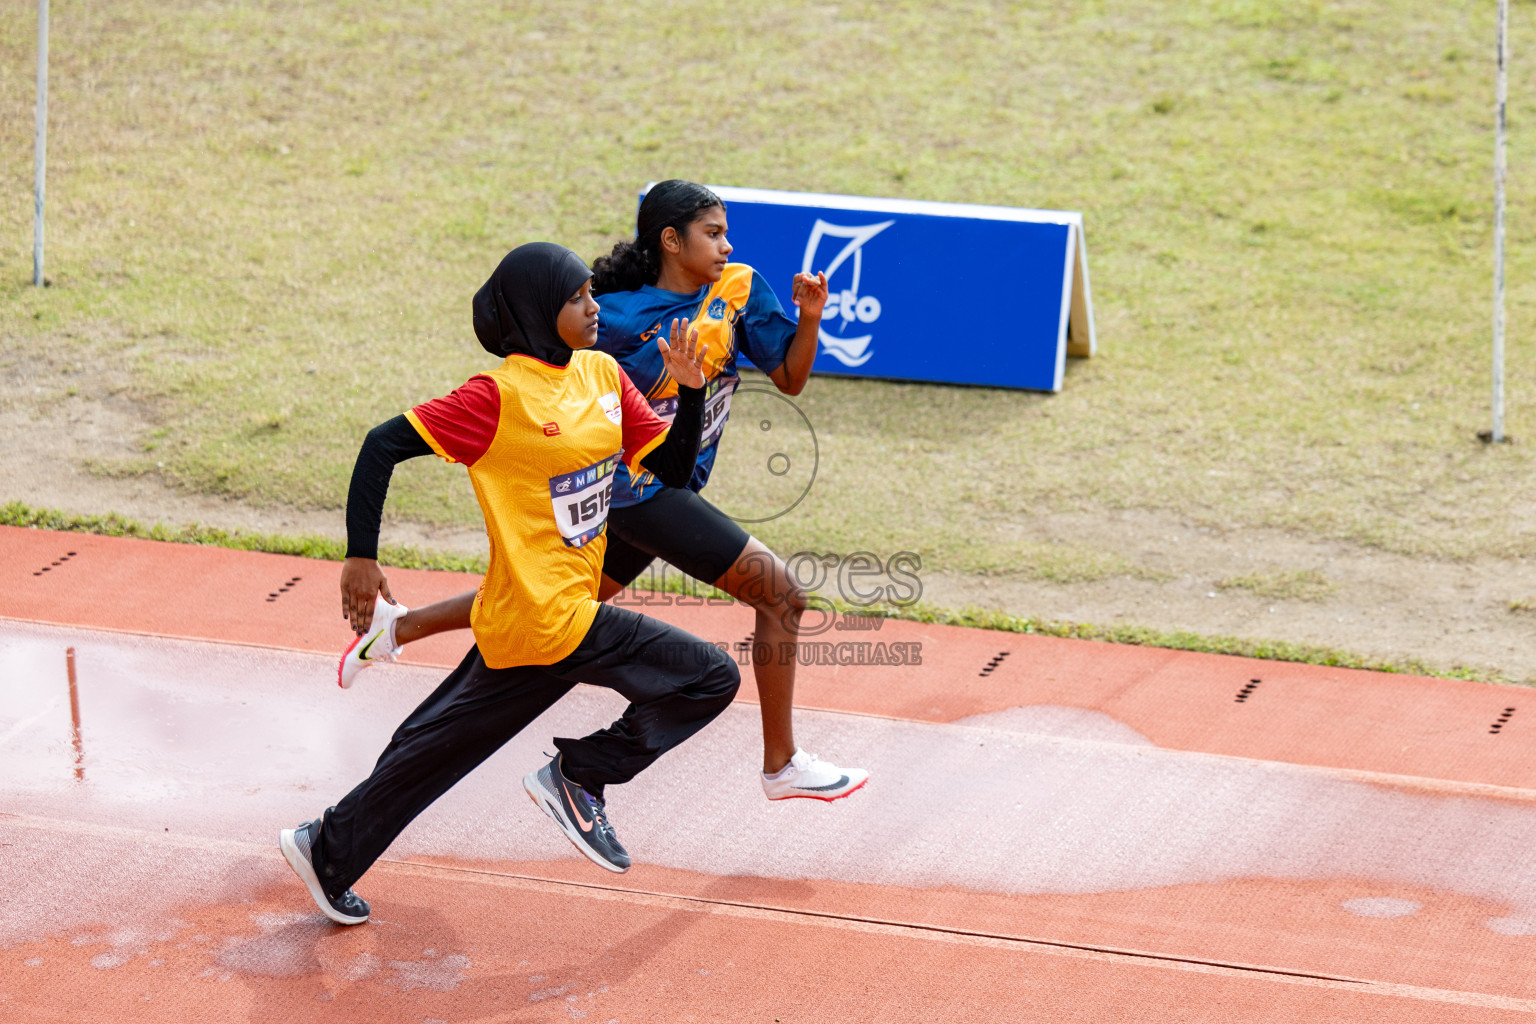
left=472, top=242, right=592, bottom=366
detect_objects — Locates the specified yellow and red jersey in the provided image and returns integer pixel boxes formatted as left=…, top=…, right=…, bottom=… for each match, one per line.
left=406, top=350, right=668, bottom=668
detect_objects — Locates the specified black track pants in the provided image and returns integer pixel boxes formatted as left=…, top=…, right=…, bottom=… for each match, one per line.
left=311, top=603, right=740, bottom=898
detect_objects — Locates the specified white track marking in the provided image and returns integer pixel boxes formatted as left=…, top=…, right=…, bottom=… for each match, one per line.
left=0, top=699, right=59, bottom=748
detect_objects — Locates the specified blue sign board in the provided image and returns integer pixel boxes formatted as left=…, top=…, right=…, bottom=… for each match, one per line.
left=640, top=185, right=1096, bottom=392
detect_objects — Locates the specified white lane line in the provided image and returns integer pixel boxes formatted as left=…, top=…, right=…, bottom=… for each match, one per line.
left=0, top=699, right=60, bottom=748
left=3, top=811, right=1533, bottom=1013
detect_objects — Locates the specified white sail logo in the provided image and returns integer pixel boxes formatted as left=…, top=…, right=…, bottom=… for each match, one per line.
left=801, top=219, right=895, bottom=368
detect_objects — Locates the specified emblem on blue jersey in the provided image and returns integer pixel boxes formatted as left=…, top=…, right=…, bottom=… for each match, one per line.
left=707, top=297, right=727, bottom=320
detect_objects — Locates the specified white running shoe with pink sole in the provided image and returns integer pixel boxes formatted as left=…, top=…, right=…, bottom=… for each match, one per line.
left=761, top=749, right=869, bottom=801
left=337, top=596, right=408, bottom=689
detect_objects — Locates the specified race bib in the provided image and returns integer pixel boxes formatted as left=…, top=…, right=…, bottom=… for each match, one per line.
left=652, top=375, right=737, bottom=449
left=700, top=375, right=737, bottom=446
left=549, top=455, right=618, bottom=548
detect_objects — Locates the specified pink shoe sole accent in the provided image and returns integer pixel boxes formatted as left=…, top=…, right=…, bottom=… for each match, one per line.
left=766, top=775, right=869, bottom=803
left=338, top=633, right=363, bottom=688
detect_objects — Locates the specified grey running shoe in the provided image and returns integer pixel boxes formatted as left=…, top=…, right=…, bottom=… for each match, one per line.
left=523, top=754, right=631, bottom=873
left=278, top=818, right=370, bottom=925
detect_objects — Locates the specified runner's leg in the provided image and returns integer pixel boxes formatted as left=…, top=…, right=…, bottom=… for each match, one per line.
left=607, top=492, right=803, bottom=773
left=393, top=589, right=475, bottom=645
left=707, top=539, right=868, bottom=798
left=552, top=604, right=740, bottom=797
left=314, top=605, right=737, bottom=897
left=596, top=530, right=654, bottom=602
left=311, top=645, right=573, bottom=898
left=713, top=539, right=805, bottom=773
left=391, top=532, right=650, bottom=642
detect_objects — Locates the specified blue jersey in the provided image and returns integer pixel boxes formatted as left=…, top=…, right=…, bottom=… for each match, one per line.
left=595, top=263, right=797, bottom=507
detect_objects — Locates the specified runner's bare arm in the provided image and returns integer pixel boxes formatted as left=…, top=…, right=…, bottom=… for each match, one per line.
left=768, top=271, right=827, bottom=396
left=341, top=415, right=434, bottom=634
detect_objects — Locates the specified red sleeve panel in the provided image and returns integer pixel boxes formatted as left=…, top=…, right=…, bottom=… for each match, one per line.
left=405, top=375, right=501, bottom=466
left=618, top=366, right=669, bottom=474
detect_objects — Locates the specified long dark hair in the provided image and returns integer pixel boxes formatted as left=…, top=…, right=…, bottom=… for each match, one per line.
left=590, top=180, right=724, bottom=295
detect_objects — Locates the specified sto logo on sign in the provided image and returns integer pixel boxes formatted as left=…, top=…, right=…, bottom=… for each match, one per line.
left=801, top=218, right=894, bottom=368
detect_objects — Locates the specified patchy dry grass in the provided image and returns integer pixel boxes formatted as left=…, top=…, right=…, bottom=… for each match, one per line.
left=0, top=499, right=485, bottom=572
left=924, top=539, right=1170, bottom=584
left=1218, top=568, right=1337, bottom=601
left=5, top=0, right=1536, bottom=572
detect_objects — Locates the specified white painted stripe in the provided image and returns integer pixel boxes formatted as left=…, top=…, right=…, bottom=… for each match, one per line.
left=1051, top=222, right=1076, bottom=391
left=0, top=699, right=59, bottom=748
left=642, top=181, right=1083, bottom=226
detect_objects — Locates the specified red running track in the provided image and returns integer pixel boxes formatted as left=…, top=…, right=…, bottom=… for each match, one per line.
left=2, top=525, right=1535, bottom=1022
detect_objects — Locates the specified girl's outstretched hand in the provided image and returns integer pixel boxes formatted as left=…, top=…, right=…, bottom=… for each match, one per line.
left=791, top=270, right=829, bottom=320
left=657, top=317, right=708, bottom=389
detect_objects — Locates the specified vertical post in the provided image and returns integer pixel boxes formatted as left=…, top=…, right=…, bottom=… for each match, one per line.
left=33, top=0, right=49, bottom=287
left=66, top=645, right=83, bottom=781
left=1493, top=0, right=1510, bottom=442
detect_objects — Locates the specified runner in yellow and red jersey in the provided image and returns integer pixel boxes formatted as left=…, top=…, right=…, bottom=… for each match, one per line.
left=340, top=182, right=868, bottom=803
left=279, top=243, right=739, bottom=926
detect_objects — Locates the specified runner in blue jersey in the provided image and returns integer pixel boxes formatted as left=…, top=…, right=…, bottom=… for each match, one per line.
left=595, top=259, right=791, bottom=510
left=338, top=181, right=868, bottom=802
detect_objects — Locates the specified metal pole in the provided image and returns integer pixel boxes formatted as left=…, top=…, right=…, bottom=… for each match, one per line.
left=66, top=646, right=83, bottom=782
left=1493, top=0, right=1509, bottom=442
left=33, top=0, right=49, bottom=287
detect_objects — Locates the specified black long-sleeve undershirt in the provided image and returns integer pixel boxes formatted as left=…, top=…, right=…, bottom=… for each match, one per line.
left=344, top=383, right=707, bottom=560
left=344, top=415, right=434, bottom=560
left=638, top=382, right=705, bottom=494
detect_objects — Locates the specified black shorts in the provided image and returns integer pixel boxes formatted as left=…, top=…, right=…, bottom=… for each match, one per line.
left=601, top=487, right=751, bottom=588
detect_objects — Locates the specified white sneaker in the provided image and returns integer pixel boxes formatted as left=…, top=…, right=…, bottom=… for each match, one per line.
left=337, top=596, right=408, bottom=689
left=760, top=749, right=869, bottom=802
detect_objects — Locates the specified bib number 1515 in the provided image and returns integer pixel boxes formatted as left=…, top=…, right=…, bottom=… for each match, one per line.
left=548, top=455, right=619, bottom=548
left=567, top=487, right=610, bottom=527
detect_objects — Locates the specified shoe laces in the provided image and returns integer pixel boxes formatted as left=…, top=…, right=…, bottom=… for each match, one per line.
left=586, top=794, right=617, bottom=843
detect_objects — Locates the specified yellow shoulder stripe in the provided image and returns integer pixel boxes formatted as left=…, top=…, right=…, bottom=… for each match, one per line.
left=624, top=429, right=668, bottom=477
left=404, top=409, right=455, bottom=463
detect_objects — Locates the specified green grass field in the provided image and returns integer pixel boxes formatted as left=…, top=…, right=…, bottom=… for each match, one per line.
left=5, top=0, right=1536, bottom=578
